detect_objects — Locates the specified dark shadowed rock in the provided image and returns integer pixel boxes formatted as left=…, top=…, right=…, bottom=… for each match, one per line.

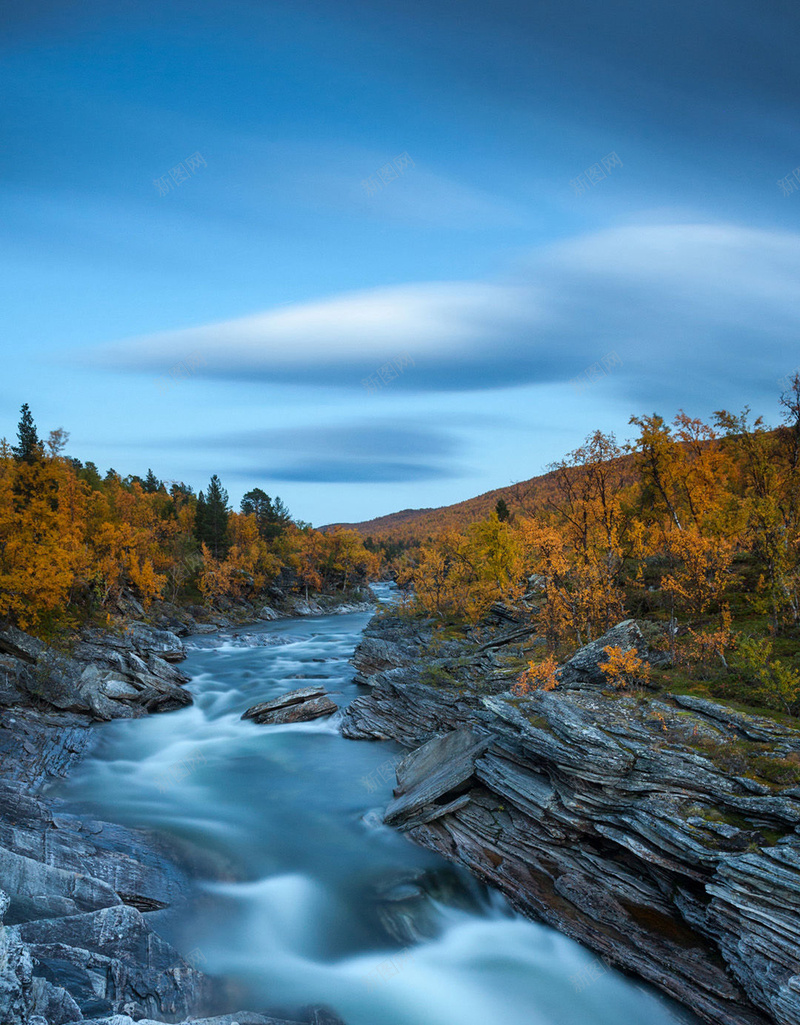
left=0, top=621, right=192, bottom=721
left=66, top=1014, right=309, bottom=1024
left=557, top=618, right=651, bottom=688
left=349, top=635, right=417, bottom=685
left=243, top=691, right=338, bottom=725
left=18, top=904, right=213, bottom=1021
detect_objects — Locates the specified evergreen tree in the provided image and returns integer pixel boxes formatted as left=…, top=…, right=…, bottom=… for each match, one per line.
left=272, top=496, right=293, bottom=532
left=195, top=491, right=207, bottom=544
left=169, top=482, right=195, bottom=500
left=81, top=461, right=103, bottom=491
left=196, top=475, right=229, bottom=558
left=495, top=498, right=510, bottom=522
left=241, top=487, right=274, bottom=535
left=241, top=488, right=292, bottom=540
left=12, top=403, right=41, bottom=464
left=143, top=468, right=162, bottom=493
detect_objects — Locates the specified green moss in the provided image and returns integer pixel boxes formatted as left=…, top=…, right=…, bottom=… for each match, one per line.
left=419, top=664, right=460, bottom=689
left=748, top=754, right=800, bottom=786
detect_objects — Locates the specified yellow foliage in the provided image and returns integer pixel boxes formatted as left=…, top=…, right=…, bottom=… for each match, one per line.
left=513, top=654, right=561, bottom=695
left=598, top=645, right=650, bottom=690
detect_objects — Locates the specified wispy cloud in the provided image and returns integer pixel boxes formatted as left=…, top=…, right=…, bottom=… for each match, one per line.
left=81, top=222, right=800, bottom=405
left=189, top=419, right=469, bottom=484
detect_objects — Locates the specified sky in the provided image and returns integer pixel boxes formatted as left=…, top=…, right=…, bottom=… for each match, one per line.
left=2, top=0, right=800, bottom=526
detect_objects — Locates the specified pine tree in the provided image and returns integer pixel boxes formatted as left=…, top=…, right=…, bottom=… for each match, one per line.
left=495, top=498, right=510, bottom=522
left=241, top=487, right=274, bottom=537
left=12, top=403, right=41, bottom=464
left=143, top=468, right=162, bottom=493
left=241, top=488, right=292, bottom=540
left=196, top=475, right=229, bottom=558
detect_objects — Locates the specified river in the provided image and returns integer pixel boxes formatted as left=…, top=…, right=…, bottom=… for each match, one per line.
left=52, top=584, right=694, bottom=1025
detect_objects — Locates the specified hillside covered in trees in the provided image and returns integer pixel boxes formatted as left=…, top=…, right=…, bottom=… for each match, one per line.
left=343, top=384, right=800, bottom=721
left=0, top=404, right=379, bottom=636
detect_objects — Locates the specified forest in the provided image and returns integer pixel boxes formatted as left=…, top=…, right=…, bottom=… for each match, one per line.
left=382, top=382, right=800, bottom=718
left=0, top=403, right=380, bottom=635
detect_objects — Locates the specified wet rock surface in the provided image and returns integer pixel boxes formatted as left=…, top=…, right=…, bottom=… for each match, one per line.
left=242, top=687, right=338, bottom=725
left=0, top=598, right=363, bottom=1025
left=341, top=613, right=800, bottom=1025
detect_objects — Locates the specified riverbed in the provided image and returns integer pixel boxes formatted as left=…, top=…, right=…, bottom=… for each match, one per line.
left=52, top=585, right=694, bottom=1025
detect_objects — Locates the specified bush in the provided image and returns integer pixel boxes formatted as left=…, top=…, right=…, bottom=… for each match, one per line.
left=733, top=636, right=800, bottom=715
left=513, top=654, right=561, bottom=695
left=599, top=645, right=651, bottom=690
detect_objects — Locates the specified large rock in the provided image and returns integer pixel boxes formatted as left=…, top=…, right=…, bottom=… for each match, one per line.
left=350, top=635, right=417, bottom=686
left=557, top=618, right=651, bottom=688
left=343, top=614, right=800, bottom=1025
left=0, top=622, right=191, bottom=721
left=18, top=904, right=212, bottom=1021
left=385, top=728, right=490, bottom=828
left=242, top=687, right=338, bottom=725
left=0, top=887, right=83, bottom=1025
left=67, top=1015, right=309, bottom=1025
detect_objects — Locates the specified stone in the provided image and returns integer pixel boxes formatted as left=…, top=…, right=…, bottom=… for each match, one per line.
left=244, top=695, right=338, bottom=726
left=342, top=612, right=800, bottom=1025
left=242, top=688, right=338, bottom=725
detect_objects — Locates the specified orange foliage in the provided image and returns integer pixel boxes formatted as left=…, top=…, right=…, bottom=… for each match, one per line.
left=513, top=654, right=561, bottom=695
left=598, top=645, right=650, bottom=690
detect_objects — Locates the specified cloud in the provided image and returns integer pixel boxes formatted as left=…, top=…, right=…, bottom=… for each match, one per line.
left=236, top=460, right=461, bottom=483
left=199, top=422, right=460, bottom=459
left=82, top=222, right=800, bottom=403
left=191, top=419, right=468, bottom=484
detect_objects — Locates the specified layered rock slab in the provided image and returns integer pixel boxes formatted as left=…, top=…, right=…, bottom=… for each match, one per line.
left=342, top=615, right=800, bottom=1025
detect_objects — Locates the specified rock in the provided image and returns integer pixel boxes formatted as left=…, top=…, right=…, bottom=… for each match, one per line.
left=0, top=886, right=83, bottom=1025
left=65, top=1013, right=332, bottom=1025
left=125, top=625, right=185, bottom=663
left=349, top=636, right=416, bottom=686
left=0, top=622, right=192, bottom=722
left=558, top=618, right=651, bottom=688
left=385, top=728, right=490, bottom=828
left=18, top=904, right=213, bottom=1021
left=0, top=625, right=47, bottom=664
left=343, top=613, right=800, bottom=1025
left=243, top=693, right=338, bottom=725
left=242, top=687, right=338, bottom=725
left=242, top=687, right=328, bottom=720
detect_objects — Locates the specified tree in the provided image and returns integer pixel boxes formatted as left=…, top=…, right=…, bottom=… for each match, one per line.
left=196, top=475, right=229, bottom=558
left=143, top=468, right=162, bottom=494
left=45, top=428, right=70, bottom=459
left=495, top=498, right=510, bottom=522
left=599, top=646, right=651, bottom=690
left=13, top=403, right=41, bottom=464
left=241, top=489, right=292, bottom=540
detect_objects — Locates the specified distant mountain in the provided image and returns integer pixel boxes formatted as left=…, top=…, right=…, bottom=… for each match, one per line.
left=323, top=453, right=637, bottom=542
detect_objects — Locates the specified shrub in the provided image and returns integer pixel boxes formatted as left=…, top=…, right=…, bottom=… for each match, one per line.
left=733, top=636, right=800, bottom=715
left=599, top=645, right=651, bottom=690
left=513, top=654, right=561, bottom=695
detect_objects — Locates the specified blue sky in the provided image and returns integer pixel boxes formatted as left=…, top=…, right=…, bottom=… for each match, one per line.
left=2, top=0, right=799, bottom=525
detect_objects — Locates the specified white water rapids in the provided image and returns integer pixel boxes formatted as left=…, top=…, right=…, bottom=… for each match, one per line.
left=52, top=585, right=697, bottom=1025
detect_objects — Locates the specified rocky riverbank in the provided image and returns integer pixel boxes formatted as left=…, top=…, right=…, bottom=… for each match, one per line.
left=341, top=611, right=800, bottom=1025
left=0, top=588, right=365, bottom=1025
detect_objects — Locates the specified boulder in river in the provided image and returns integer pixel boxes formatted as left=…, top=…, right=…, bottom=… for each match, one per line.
left=242, top=687, right=338, bottom=725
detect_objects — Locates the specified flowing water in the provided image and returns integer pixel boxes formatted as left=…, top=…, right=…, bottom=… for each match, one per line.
left=53, top=584, right=694, bottom=1025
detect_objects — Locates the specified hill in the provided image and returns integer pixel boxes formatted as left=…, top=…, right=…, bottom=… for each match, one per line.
left=324, top=453, right=638, bottom=543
